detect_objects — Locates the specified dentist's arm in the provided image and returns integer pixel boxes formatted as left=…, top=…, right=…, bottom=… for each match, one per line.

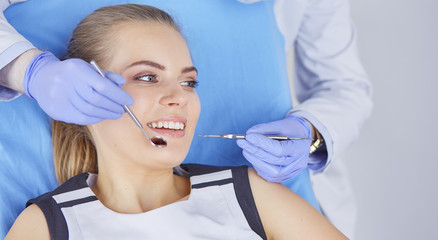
left=0, top=0, right=36, bottom=100
left=0, top=5, right=133, bottom=125
left=237, top=0, right=372, bottom=182
left=0, top=48, right=38, bottom=94
left=288, top=0, right=373, bottom=172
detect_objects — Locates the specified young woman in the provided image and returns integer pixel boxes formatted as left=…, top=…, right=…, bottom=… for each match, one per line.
left=6, top=4, right=347, bottom=239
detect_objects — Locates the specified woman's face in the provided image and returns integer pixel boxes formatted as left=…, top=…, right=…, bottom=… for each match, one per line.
left=90, top=21, right=200, bottom=169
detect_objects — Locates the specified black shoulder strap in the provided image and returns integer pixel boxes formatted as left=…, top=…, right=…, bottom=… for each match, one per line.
left=232, top=166, right=268, bottom=240
left=180, top=163, right=230, bottom=176
left=27, top=192, right=68, bottom=240
left=25, top=173, right=90, bottom=240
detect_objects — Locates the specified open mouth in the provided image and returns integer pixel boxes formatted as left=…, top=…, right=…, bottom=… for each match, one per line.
left=147, top=121, right=185, bottom=130
left=146, top=120, right=186, bottom=139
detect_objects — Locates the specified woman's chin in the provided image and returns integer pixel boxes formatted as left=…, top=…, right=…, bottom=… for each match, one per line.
left=134, top=146, right=188, bottom=167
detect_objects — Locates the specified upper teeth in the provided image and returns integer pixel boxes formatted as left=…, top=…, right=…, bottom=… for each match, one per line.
left=148, top=121, right=185, bottom=130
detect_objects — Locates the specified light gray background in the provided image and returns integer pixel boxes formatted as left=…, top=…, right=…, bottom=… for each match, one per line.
left=343, top=0, right=437, bottom=239
left=288, top=0, right=438, bottom=239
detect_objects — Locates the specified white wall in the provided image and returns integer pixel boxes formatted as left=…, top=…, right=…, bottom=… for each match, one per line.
left=345, top=0, right=438, bottom=239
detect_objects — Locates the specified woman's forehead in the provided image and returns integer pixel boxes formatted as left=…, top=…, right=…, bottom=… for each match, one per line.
left=108, top=22, right=192, bottom=73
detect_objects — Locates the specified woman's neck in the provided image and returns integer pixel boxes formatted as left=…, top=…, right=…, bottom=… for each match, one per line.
left=91, top=155, right=191, bottom=214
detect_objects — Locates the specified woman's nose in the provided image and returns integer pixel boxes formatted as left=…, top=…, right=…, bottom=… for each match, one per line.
left=159, top=82, right=188, bottom=107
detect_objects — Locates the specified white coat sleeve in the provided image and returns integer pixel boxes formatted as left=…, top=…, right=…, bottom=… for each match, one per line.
left=0, top=0, right=35, bottom=101
left=277, top=0, right=373, bottom=172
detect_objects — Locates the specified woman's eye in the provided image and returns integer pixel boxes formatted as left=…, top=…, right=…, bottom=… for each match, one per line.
left=181, top=80, right=199, bottom=88
left=137, top=75, right=158, bottom=82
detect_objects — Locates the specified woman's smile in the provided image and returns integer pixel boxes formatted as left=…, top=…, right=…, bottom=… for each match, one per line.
left=146, top=116, right=187, bottom=138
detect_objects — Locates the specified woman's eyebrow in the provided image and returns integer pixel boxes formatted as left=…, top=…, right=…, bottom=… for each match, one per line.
left=182, top=66, right=198, bottom=74
left=124, top=60, right=165, bottom=71
left=124, top=61, right=197, bottom=75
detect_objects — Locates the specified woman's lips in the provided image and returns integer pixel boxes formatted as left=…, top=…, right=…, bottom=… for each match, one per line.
left=148, top=127, right=185, bottom=138
left=146, top=117, right=187, bottom=139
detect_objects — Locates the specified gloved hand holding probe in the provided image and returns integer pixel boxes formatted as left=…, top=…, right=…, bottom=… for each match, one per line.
left=23, top=51, right=133, bottom=125
left=236, top=115, right=314, bottom=182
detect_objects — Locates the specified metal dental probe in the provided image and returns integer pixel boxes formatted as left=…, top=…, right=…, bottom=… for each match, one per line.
left=90, top=60, right=167, bottom=148
left=197, top=134, right=312, bottom=140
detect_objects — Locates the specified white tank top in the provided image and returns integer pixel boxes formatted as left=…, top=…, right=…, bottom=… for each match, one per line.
left=27, top=164, right=266, bottom=240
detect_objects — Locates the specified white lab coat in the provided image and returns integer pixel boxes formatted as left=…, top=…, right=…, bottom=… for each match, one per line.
left=0, top=0, right=372, bottom=238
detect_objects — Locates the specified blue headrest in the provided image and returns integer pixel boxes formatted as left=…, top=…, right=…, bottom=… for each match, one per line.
left=0, top=96, right=57, bottom=234
left=1, top=0, right=319, bottom=237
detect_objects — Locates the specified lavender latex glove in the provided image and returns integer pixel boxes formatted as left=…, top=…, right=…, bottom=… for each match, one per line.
left=236, top=115, right=313, bottom=182
left=23, top=51, right=133, bottom=125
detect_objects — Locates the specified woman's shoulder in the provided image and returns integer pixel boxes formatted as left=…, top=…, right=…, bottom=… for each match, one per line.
left=248, top=168, right=348, bottom=240
left=5, top=204, right=50, bottom=240
left=14, top=172, right=93, bottom=240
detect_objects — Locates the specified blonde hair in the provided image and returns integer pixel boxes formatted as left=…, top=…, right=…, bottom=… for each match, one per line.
left=53, top=4, right=180, bottom=184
